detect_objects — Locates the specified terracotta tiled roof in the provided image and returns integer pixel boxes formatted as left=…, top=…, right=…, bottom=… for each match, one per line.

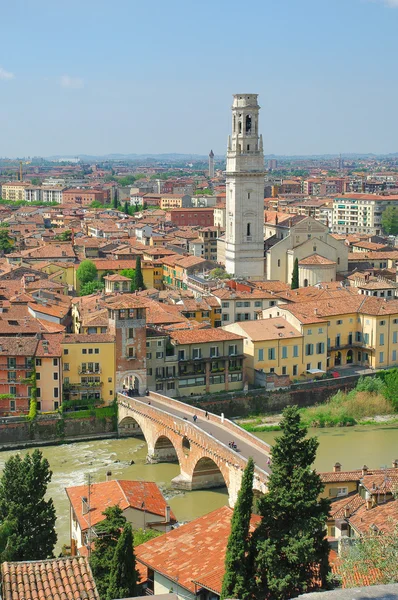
left=1, top=557, right=100, bottom=600
left=62, top=333, right=115, bottom=344
left=136, top=506, right=260, bottom=595
left=329, top=493, right=365, bottom=519
left=169, top=327, right=244, bottom=345
left=65, top=480, right=175, bottom=532
left=298, top=254, right=336, bottom=266
left=349, top=498, right=398, bottom=535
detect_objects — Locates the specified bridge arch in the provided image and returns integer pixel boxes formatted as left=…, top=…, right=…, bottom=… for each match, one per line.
left=152, top=435, right=179, bottom=463
left=118, top=415, right=144, bottom=438
left=190, top=456, right=228, bottom=491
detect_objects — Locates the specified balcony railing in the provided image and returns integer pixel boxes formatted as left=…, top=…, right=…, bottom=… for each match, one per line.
left=78, top=367, right=102, bottom=375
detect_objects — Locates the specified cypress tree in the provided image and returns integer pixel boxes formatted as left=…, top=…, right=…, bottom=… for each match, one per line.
left=291, top=258, right=299, bottom=290
left=90, top=506, right=126, bottom=599
left=113, top=194, right=118, bottom=210
left=221, top=457, right=255, bottom=600
left=252, top=406, right=330, bottom=600
left=124, top=200, right=129, bottom=215
left=133, top=255, right=145, bottom=290
left=0, top=449, right=57, bottom=561
left=106, top=523, right=138, bottom=600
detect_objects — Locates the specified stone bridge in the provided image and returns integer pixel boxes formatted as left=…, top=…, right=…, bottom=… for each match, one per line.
left=117, top=392, right=271, bottom=506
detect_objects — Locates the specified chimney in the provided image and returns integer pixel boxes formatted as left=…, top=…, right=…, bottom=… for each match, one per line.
left=366, top=498, right=372, bottom=510
left=344, top=506, right=350, bottom=519
left=362, top=465, right=368, bottom=476
left=106, top=470, right=112, bottom=481
left=392, top=459, right=398, bottom=469
left=165, top=505, right=170, bottom=523
left=333, top=462, right=342, bottom=473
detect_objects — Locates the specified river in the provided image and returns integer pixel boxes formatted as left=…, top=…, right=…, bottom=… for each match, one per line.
left=0, top=423, right=397, bottom=553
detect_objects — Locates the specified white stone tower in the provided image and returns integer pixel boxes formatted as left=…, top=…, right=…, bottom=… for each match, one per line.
left=208, top=150, right=215, bottom=178
left=225, top=94, right=265, bottom=280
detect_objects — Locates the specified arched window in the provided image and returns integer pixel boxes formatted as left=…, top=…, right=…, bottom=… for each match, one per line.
left=246, top=115, right=252, bottom=133
left=233, top=115, right=236, bottom=132
left=247, top=223, right=251, bottom=237
left=239, top=121, right=242, bottom=134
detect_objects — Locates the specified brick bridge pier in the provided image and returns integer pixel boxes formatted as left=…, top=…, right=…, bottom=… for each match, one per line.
left=117, top=392, right=270, bottom=507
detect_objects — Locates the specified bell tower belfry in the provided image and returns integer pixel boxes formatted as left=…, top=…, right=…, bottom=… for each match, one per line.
left=225, top=94, right=265, bottom=280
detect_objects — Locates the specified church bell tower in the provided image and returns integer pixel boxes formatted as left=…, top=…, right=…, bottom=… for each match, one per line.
left=225, top=94, right=265, bottom=280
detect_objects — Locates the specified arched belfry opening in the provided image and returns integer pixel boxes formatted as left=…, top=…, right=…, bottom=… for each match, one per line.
left=246, top=114, right=252, bottom=133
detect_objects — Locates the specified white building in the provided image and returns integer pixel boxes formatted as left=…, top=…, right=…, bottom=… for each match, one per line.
left=224, top=94, right=265, bottom=280
left=332, top=194, right=398, bottom=235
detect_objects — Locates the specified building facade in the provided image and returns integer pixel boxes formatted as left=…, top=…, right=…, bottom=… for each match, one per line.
left=224, top=94, right=265, bottom=280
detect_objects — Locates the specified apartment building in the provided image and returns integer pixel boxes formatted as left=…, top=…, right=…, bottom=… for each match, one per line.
left=262, top=295, right=398, bottom=371
left=146, top=327, right=245, bottom=397
left=165, top=208, right=215, bottom=227
left=1, top=182, right=30, bottom=201
left=62, top=189, right=107, bottom=207
left=35, top=334, right=62, bottom=412
left=159, top=194, right=191, bottom=210
left=0, top=337, right=38, bottom=416
left=188, top=227, right=220, bottom=261
left=211, top=288, right=280, bottom=326
left=332, top=194, right=398, bottom=235
left=61, top=334, right=116, bottom=406
left=224, top=317, right=325, bottom=381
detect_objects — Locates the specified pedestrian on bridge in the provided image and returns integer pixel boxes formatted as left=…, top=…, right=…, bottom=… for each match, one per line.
left=205, top=411, right=209, bottom=419
left=193, top=414, right=198, bottom=423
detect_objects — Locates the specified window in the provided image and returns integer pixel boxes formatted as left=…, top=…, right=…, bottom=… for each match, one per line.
left=247, top=223, right=251, bottom=237
left=64, top=349, right=69, bottom=355
left=54, top=401, right=59, bottom=410
left=379, top=351, right=384, bottom=363
left=210, top=347, right=219, bottom=358
left=36, top=388, right=41, bottom=398
left=108, top=377, right=112, bottom=383
left=306, top=363, right=311, bottom=371
left=364, top=333, right=370, bottom=344
left=192, top=348, right=202, bottom=360
left=229, top=372, right=243, bottom=382
left=156, top=352, right=164, bottom=359
left=258, top=349, right=264, bottom=361
left=254, top=301, right=262, bottom=308
left=229, top=345, right=238, bottom=356
left=10, top=400, right=15, bottom=412
left=9, top=386, right=16, bottom=395
left=268, top=348, right=276, bottom=360
left=393, top=350, right=397, bottom=362
left=307, top=329, right=312, bottom=335
left=282, top=366, right=287, bottom=375
left=380, top=333, right=384, bottom=346
left=337, top=320, right=343, bottom=325
left=222, top=302, right=229, bottom=308
left=52, top=372, right=58, bottom=380
left=318, top=328, right=323, bottom=334
left=54, top=388, right=59, bottom=398
left=293, top=365, right=298, bottom=376
left=282, top=346, right=288, bottom=359
left=316, top=342, right=325, bottom=354
left=156, top=383, right=164, bottom=391
left=52, top=358, right=58, bottom=366
left=293, top=345, right=299, bottom=358
left=82, top=349, right=87, bottom=354
left=88, top=349, right=93, bottom=354
left=95, top=348, right=99, bottom=354
left=394, top=332, right=398, bottom=344
left=129, top=328, right=135, bottom=338
left=277, top=259, right=281, bottom=267
left=222, top=314, right=229, bottom=322
left=178, top=350, right=186, bottom=361
left=7, top=358, right=16, bottom=369
left=355, top=332, right=362, bottom=342
left=146, top=352, right=152, bottom=359
left=317, top=361, right=322, bottom=370
left=380, top=320, right=386, bottom=326
left=128, top=347, right=135, bottom=358
left=36, top=372, right=41, bottom=380
left=157, top=340, right=162, bottom=347
left=337, top=487, right=348, bottom=497
left=146, top=341, right=150, bottom=348
left=36, top=358, right=42, bottom=367
left=305, top=344, right=314, bottom=356
left=167, top=381, right=175, bottom=390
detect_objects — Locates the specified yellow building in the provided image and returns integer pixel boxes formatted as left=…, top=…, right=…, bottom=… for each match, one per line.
left=263, top=295, right=398, bottom=371
left=61, top=334, right=116, bottom=405
left=73, top=259, right=157, bottom=294
left=38, top=261, right=76, bottom=290
left=223, top=317, right=327, bottom=382
left=1, top=182, right=29, bottom=201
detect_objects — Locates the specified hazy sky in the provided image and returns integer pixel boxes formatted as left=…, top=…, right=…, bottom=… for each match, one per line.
left=1, top=0, right=398, bottom=157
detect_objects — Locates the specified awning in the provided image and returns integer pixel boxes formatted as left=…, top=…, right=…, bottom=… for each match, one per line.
left=306, top=368, right=325, bottom=374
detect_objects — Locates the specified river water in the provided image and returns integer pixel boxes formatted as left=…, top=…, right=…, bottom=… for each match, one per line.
left=0, top=423, right=397, bottom=553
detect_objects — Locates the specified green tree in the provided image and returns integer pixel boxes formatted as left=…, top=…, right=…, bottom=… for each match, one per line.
left=113, top=195, right=119, bottom=210
left=0, top=449, right=57, bottom=561
left=106, top=523, right=138, bottom=600
left=133, top=528, right=161, bottom=546
left=251, top=406, right=330, bottom=600
left=209, top=267, right=231, bottom=280
left=54, top=230, right=72, bottom=241
left=124, top=200, right=129, bottom=215
left=134, top=203, right=140, bottom=213
left=133, top=255, right=145, bottom=290
left=79, top=280, right=104, bottom=296
left=381, top=206, right=398, bottom=235
left=118, top=175, right=136, bottom=187
left=221, top=457, right=255, bottom=600
left=77, top=260, right=98, bottom=285
left=90, top=506, right=126, bottom=599
left=291, top=258, right=299, bottom=290
left=0, top=228, right=13, bottom=254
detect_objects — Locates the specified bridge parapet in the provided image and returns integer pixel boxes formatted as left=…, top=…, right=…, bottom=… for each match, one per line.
left=148, top=391, right=271, bottom=457
left=117, top=393, right=268, bottom=506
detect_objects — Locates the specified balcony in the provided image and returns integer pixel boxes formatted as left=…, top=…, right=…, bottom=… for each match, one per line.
left=65, top=382, right=103, bottom=390
left=78, top=367, right=102, bottom=375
